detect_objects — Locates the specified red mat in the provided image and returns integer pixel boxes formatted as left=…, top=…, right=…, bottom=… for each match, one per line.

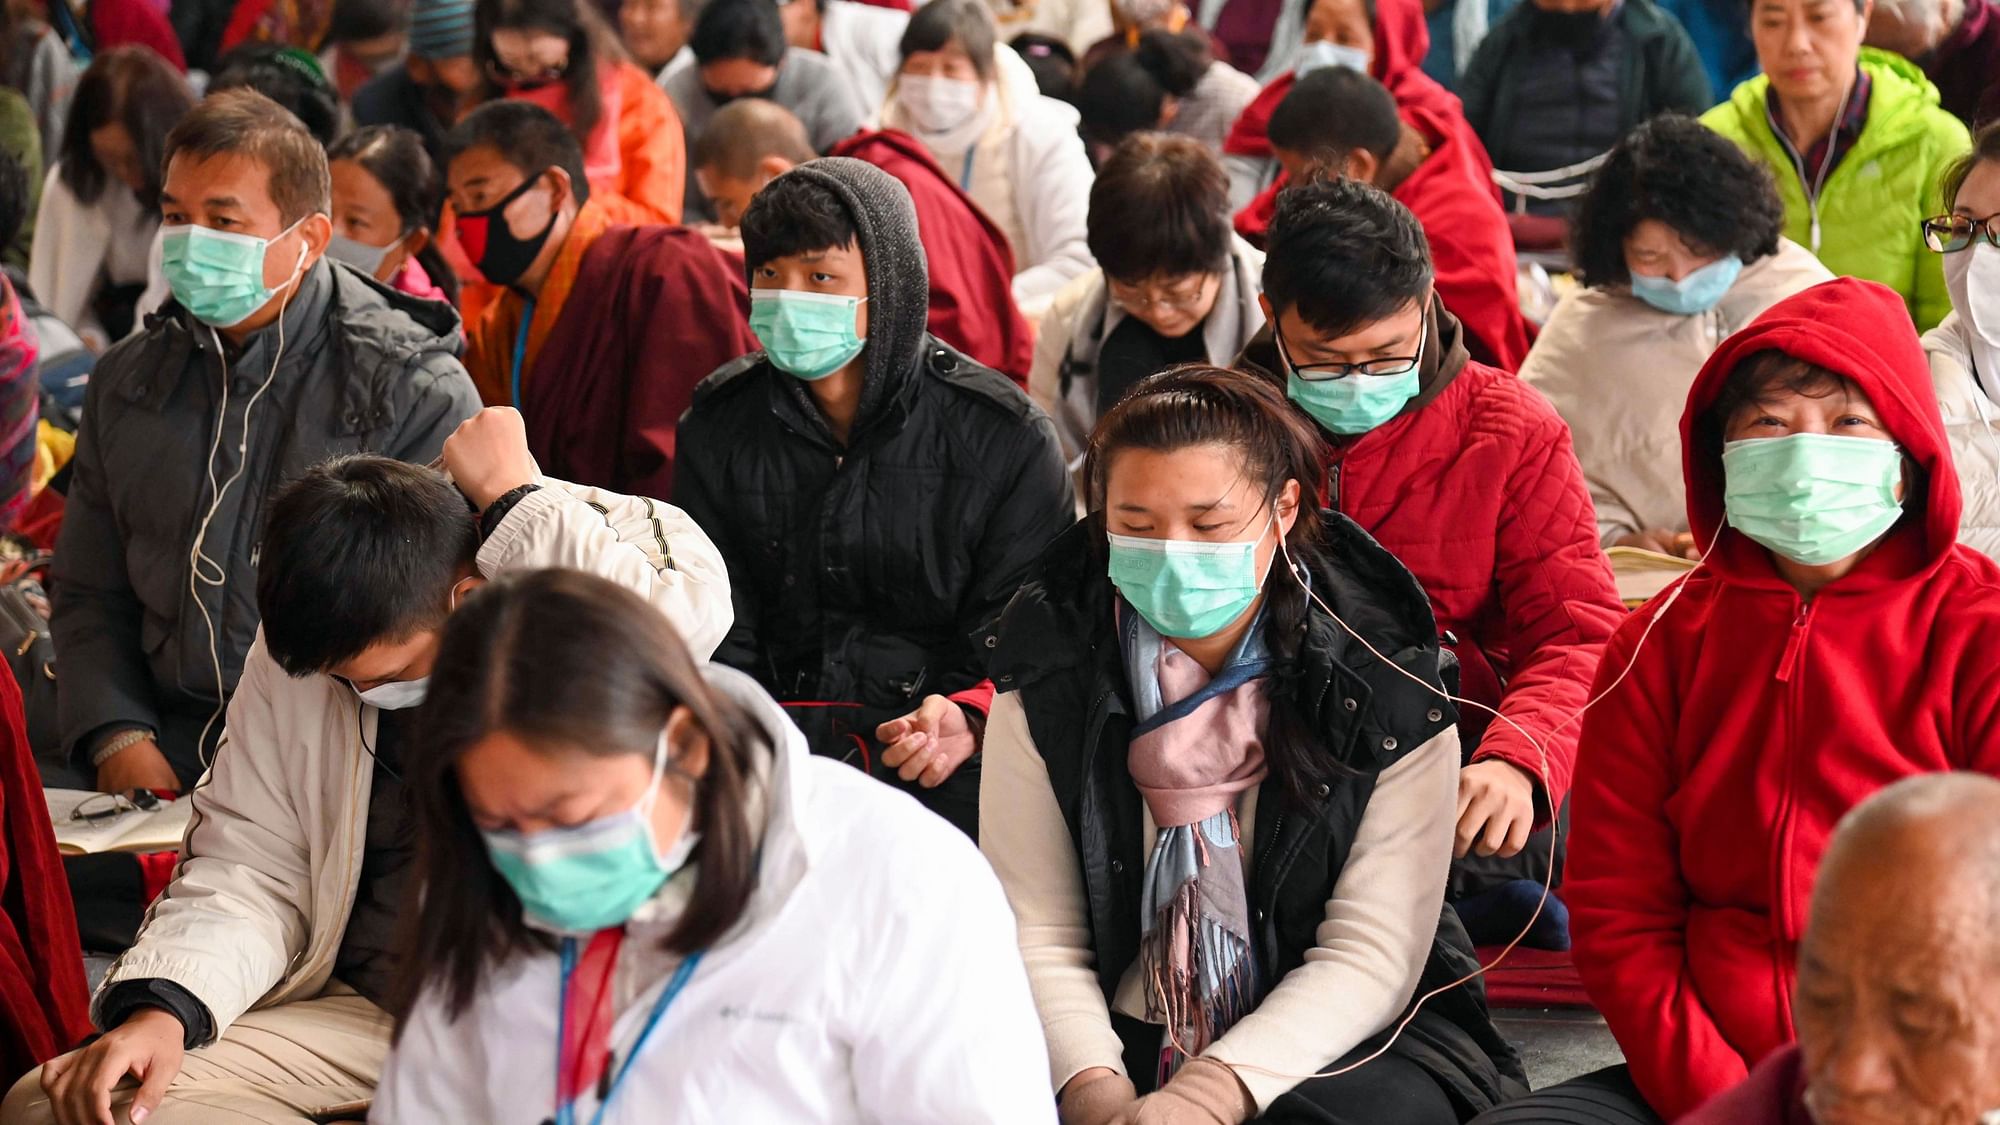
left=1474, top=946, right=1595, bottom=1009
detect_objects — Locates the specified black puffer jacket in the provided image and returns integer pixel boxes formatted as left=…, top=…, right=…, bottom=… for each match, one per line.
left=985, top=517, right=1528, bottom=1115
left=673, top=157, right=1072, bottom=836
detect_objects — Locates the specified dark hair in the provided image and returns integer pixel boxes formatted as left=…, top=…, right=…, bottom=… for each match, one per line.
left=164, top=88, right=333, bottom=224
left=689, top=0, right=787, bottom=68
left=390, top=568, right=764, bottom=1025
left=741, top=168, right=856, bottom=270
left=1087, top=132, right=1230, bottom=282
left=1939, top=118, right=2000, bottom=213
left=59, top=46, right=195, bottom=210
left=691, top=97, right=815, bottom=177
left=329, top=0, right=412, bottom=44
left=0, top=140, right=27, bottom=250
left=327, top=125, right=460, bottom=303
left=443, top=99, right=593, bottom=205
left=1009, top=32, right=1077, bottom=100
left=1267, top=66, right=1399, bottom=164
left=1082, top=365, right=1340, bottom=805
left=900, top=0, right=997, bottom=81
left=256, top=455, right=480, bottom=678
left=476, top=0, right=626, bottom=145
left=1076, top=53, right=1164, bottom=146
left=1572, top=114, right=1786, bottom=289
left=1263, top=177, right=1431, bottom=337
left=209, top=43, right=343, bottom=147
left=1299, top=0, right=1377, bottom=28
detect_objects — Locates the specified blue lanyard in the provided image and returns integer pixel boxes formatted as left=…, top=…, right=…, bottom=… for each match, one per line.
left=959, top=147, right=977, bottom=192
left=553, top=937, right=705, bottom=1125
left=510, top=298, right=536, bottom=410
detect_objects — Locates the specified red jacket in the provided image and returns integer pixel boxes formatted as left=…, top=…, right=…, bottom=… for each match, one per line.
left=1241, top=308, right=1623, bottom=809
left=1681, top=1046, right=1811, bottom=1125
left=1565, top=278, right=2000, bottom=1120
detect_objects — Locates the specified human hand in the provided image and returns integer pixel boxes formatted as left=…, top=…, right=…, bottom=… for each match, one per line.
left=41, top=1008, right=186, bottom=1125
left=441, top=407, right=541, bottom=512
left=875, top=694, right=977, bottom=788
left=1455, top=758, right=1538, bottom=859
left=94, top=739, right=179, bottom=795
left=1126, top=1058, right=1255, bottom=1124
left=1613, top=528, right=1698, bottom=560
left=1059, top=1068, right=1139, bottom=1125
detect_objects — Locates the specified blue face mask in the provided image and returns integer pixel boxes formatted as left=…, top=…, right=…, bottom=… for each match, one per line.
left=1722, top=433, right=1905, bottom=567
left=1295, top=39, right=1371, bottom=77
left=481, top=732, right=700, bottom=934
left=750, top=289, right=869, bottom=381
left=1107, top=516, right=1275, bottom=639
left=1281, top=310, right=1427, bottom=436
left=1629, top=255, right=1743, bottom=316
left=161, top=218, right=309, bottom=328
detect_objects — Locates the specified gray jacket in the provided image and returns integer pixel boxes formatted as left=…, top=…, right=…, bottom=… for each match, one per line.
left=51, top=259, right=481, bottom=782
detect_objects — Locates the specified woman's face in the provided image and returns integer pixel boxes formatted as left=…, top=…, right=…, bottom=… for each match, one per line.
left=1753, top=0, right=1869, bottom=106
left=1107, top=271, right=1224, bottom=339
left=1954, top=156, right=2000, bottom=222
left=329, top=157, right=419, bottom=282
left=456, top=706, right=708, bottom=846
left=488, top=26, right=573, bottom=88
left=1623, top=218, right=1723, bottom=283
left=1105, top=442, right=1300, bottom=580
left=90, top=122, right=145, bottom=196
left=900, top=43, right=984, bottom=83
left=1723, top=380, right=1892, bottom=445
left=1303, top=0, right=1375, bottom=54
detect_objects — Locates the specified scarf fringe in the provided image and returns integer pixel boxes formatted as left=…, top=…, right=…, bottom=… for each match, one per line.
left=1140, top=876, right=1259, bottom=1083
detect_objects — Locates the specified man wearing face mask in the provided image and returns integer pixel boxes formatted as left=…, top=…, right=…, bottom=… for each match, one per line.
left=353, top=0, right=484, bottom=163
left=673, top=158, right=1071, bottom=838
left=46, top=89, right=480, bottom=797
left=1237, top=179, right=1626, bottom=945
left=659, top=0, right=864, bottom=222
left=3, top=405, right=732, bottom=1125
left=448, top=101, right=756, bottom=497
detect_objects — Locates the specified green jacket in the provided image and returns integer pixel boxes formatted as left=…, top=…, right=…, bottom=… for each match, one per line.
left=1703, top=49, right=1969, bottom=330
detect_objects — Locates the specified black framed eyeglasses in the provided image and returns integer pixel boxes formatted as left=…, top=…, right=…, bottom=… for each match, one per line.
left=70, top=789, right=161, bottom=822
left=1922, top=213, right=2000, bottom=253
left=486, top=58, right=568, bottom=90
left=1274, top=321, right=1424, bottom=382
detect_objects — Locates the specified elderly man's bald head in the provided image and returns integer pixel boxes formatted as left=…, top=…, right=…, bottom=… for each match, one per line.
left=1798, top=773, right=2000, bottom=1125
left=692, top=99, right=818, bottom=227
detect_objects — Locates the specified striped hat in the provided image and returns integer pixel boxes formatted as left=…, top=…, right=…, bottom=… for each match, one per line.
left=409, top=0, right=476, bottom=59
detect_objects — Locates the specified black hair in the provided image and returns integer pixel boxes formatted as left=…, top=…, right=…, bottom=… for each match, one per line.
left=1267, top=65, right=1399, bottom=163
left=899, top=0, right=997, bottom=81
left=443, top=98, right=593, bottom=204
left=209, top=43, right=343, bottom=147
left=1299, top=0, right=1377, bottom=27
left=329, top=0, right=412, bottom=43
left=740, top=168, right=856, bottom=270
left=256, top=455, right=480, bottom=678
left=165, top=88, right=334, bottom=223
left=476, top=0, right=625, bottom=145
left=1087, top=132, right=1231, bottom=282
left=391, top=569, right=765, bottom=1026
left=1076, top=52, right=1164, bottom=146
left=60, top=45, right=196, bottom=210
left=0, top=142, right=28, bottom=250
left=1263, top=177, right=1431, bottom=337
left=689, top=0, right=788, bottom=68
left=1939, top=118, right=2000, bottom=213
left=327, top=125, right=460, bottom=303
left=1572, top=114, right=1786, bottom=289
left=1009, top=32, right=1076, bottom=100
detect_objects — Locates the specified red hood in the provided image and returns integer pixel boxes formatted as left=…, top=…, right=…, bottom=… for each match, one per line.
left=1679, top=277, right=1960, bottom=588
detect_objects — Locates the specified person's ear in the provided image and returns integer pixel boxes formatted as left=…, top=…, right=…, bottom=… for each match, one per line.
left=1277, top=478, right=1302, bottom=538
left=1347, top=148, right=1380, bottom=185
left=756, top=154, right=796, bottom=181
left=543, top=165, right=577, bottom=217
left=298, top=212, right=333, bottom=266
left=664, top=704, right=714, bottom=780
left=403, top=227, right=432, bottom=258
left=1158, top=95, right=1182, bottom=128
left=1258, top=291, right=1276, bottom=326
left=449, top=572, right=486, bottom=610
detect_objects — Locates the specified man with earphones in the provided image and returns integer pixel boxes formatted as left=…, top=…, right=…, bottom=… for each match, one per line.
left=50, top=88, right=481, bottom=795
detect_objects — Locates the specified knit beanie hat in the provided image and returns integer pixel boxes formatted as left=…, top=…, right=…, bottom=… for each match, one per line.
left=410, top=0, right=475, bottom=59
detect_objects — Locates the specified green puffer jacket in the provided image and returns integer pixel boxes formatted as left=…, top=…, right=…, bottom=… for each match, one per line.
left=1702, top=48, right=1969, bottom=330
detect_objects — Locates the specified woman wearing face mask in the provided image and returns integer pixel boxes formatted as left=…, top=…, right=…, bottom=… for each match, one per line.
left=1923, top=120, right=2000, bottom=559
left=882, top=0, right=1097, bottom=318
left=1522, top=115, right=1832, bottom=557
left=326, top=125, right=461, bottom=307
left=1472, top=276, right=2000, bottom=1125
left=373, top=567, right=1055, bottom=1122
left=982, top=366, right=1527, bottom=1125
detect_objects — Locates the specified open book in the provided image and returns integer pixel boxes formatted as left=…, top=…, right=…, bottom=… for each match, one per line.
left=44, top=790, right=193, bottom=856
left=1607, top=545, right=1700, bottom=608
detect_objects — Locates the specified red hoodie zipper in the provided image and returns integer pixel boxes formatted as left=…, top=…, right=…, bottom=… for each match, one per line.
left=1771, top=597, right=1814, bottom=1021
left=1775, top=601, right=1813, bottom=683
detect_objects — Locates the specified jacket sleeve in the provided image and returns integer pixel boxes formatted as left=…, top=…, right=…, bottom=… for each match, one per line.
left=1010, top=117, right=1098, bottom=319
left=94, top=640, right=312, bottom=1037
left=382, top=352, right=482, bottom=465
left=1456, top=29, right=1505, bottom=140
left=1470, top=401, right=1625, bottom=814
left=616, top=69, right=687, bottom=225
left=478, top=481, right=733, bottom=660
left=369, top=984, right=493, bottom=1122
left=1028, top=276, right=1093, bottom=471
left=669, top=413, right=765, bottom=672
left=1649, top=16, right=1714, bottom=113
left=1566, top=606, right=1752, bottom=1118
left=961, top=414, right=1074, bottom=686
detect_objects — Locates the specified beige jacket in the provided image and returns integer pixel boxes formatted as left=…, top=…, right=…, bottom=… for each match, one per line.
left=1520, top=240, right=1831, bottom=544
left=1925, top=312, right=2000, bottom=560
left=93, top=480, right=732, bottom=1037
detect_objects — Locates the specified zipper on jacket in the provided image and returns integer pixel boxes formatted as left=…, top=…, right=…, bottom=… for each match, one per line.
left=1775, top=602, right=1813, bottom=683
left=1326, top=459, right=1343, bottom=512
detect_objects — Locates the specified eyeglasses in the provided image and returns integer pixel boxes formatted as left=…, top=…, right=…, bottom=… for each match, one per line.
left=1274, top=324, right=1423, bottom=381
left=70, top=789, right=162, bottom=822
left=486, top=57, right=568, bottom=90
left=1921, top=213, right=2000, bottom=253
left=1107, top=275, right=1215, bottom=316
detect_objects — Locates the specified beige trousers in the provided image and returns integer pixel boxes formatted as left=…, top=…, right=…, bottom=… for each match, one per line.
left=0, top=991, right=391, bottom=1125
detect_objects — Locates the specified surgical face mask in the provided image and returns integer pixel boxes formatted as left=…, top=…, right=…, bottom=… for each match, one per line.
left=325, top=231, right=397, bottom=278
left=1107, top=516, right=1275, bottom=639
left=1281, top=311, right=1427, bottom=436
left=750, top=289, right=868, bottom=380
left=1945, top=241, right=2000, bottom=350
left=161, top=217, right=310, bottom=328
left=898, top=74, right=984, bottom=135
left=1294, top=39, right=1371, bottom=78
left=455, top=172, right=559, bottom=287
left=1722, top=433, right=1905, bottom=567
left=1629, top=255, right=1743, bottom=316
left=481, top=732, right=699, bottom=934
left=353, top=676, right=430, bottom=711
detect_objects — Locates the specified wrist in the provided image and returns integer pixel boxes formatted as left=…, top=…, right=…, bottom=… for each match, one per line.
left=478, top=482, right=541, bottom=537
left=90, top=728, right=156, bottom=768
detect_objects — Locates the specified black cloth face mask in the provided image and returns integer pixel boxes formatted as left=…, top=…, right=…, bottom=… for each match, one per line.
left=454, top=171, right=560, bottom=287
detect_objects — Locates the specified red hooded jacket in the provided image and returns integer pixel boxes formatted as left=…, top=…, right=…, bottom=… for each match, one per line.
left=1565, top=279, right=2000, bottom=1119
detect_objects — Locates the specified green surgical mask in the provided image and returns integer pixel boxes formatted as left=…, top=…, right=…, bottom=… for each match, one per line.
left=750, top=289, right=868, bottom=381
left=1722, top=433, right=1905, bottom=567
left=1106, top=516, right=1275, bottom=638
left=1280, top=310, right=1427, bottom=436
left=161, top=218, right=309, bottom=328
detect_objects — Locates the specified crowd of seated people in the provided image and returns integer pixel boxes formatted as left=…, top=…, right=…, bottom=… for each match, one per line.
left=0, top=0, right=1986, bottom=1122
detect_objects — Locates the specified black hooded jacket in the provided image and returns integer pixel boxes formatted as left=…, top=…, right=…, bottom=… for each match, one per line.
left=673, top=158, right=1072, bottom=835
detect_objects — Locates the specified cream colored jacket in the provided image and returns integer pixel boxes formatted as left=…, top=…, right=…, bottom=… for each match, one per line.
left=93, top=480, right=732, bottom=1037
left=1926, top=312, right=2000, bottom=560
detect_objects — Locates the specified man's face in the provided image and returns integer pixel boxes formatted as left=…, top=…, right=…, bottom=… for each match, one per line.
left=1753, top=0, right=1870, bottom=104
left=700, top=58, right=781, bottom=102
left=695, top=165, right=768, bottom=228
left=160, top=151, right=326, bottom=291
left=447, top=145, right=564, bottom=244
left=330, top=630, right=441, bottom=693
left=1265, top=293, right=1427, bottom=372
left=751, top=239, right=870, bottom=337
left=621, top=0, right=691, bottom=70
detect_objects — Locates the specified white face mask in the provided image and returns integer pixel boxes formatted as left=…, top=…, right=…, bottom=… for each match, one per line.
left=325, top=232, right=396, bottom=279
left=1946, top=241, right=2000, bottom=351
left=898, top=74, right=984, bottom=136
left=354, top=676, right=430, bottom=711
left=1295, top=39, right=1371, bottom=78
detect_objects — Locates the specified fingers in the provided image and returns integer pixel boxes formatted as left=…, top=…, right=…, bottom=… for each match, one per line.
left=1497, top=807, right=1534, bottom=859
left=129, top=1056, right=173, bottom=1124
left=1453, top=800, right=1483, bottom=859
left=892, top=735, right=934, bottom=782
left=1478, top=805, right=1513, bottom=858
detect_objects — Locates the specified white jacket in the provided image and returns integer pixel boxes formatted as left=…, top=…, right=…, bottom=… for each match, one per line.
left=28, top=162, right=159, bottom=349
left=820, top=0, right=909, bottom=124
left=94, top=480, right=733, bottom=1036
left=1926, top=312, right=2000, bottom=560
left=374, top=665, right=1055, bottom=1124
left=1519, top=239, right=1831, bottom=544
